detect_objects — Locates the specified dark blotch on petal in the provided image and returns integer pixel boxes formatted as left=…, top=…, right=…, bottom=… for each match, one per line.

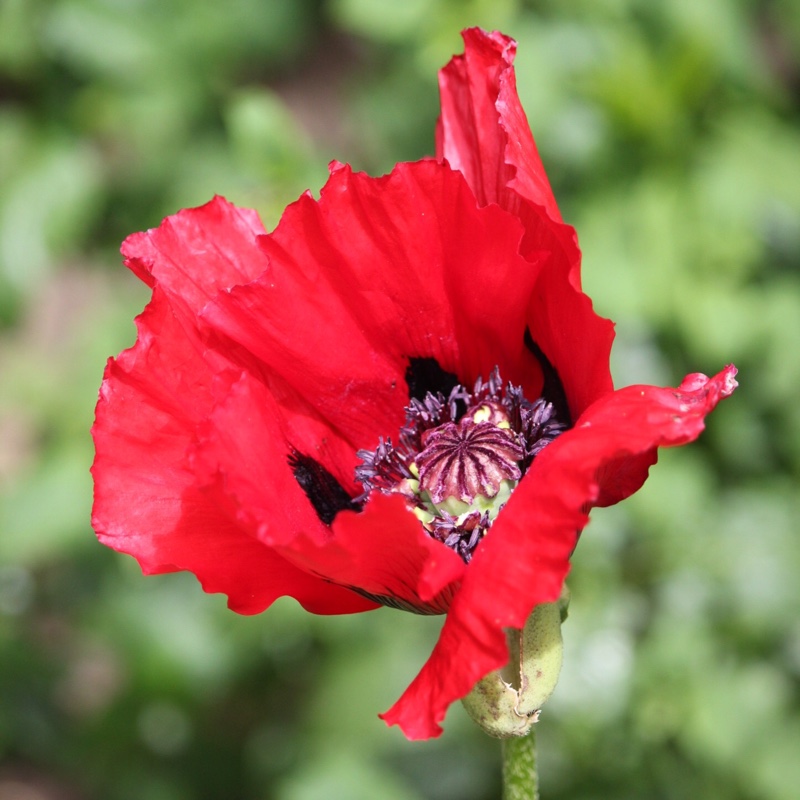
left=288, top=450, right=361, bottom=525
left=405, top=357, right=460, bottom=403
left=524, top=330, right=572, bottom=427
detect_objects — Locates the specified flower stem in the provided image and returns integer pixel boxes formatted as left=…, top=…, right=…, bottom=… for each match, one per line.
left=502, top=731, right=539, bottom=800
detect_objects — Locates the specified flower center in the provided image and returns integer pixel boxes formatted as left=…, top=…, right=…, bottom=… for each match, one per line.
left=416, top=417, right=523, bottom=506
left=356, top=367, right=567, bottom=563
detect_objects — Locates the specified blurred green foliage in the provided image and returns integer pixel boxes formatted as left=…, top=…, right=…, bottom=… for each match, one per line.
left=1, top=0, right=799, bottom=798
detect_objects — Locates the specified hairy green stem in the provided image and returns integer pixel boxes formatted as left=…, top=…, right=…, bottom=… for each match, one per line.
left=502, top=731, right=538, bottom=800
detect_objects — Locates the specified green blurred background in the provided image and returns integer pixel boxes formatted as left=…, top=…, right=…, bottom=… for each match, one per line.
left=1, top=0, right=799, bottom=798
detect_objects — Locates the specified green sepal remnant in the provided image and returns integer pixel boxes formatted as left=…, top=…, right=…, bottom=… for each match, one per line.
left=461, top=589, right=568, bottom=738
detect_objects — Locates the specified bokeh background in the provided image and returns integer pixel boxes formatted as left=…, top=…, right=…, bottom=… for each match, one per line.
left=1, top=0, right=799, bottom=798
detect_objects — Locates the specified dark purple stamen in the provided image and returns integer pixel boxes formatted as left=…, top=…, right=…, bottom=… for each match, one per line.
left=354, top=437, right=413, bottom=502
left=404, top=357, right=460, bottom=402
left=355, top=367, right=568, bottom=563
left=428, top=510, right=491, bottom=564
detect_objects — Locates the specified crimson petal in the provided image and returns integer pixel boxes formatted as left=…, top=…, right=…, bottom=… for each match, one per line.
left=437, top=28, right=616, bottom=419
left=91, top=289, right=373, bottom=615
left=189, top=367, right=361, bottom=539
left=273, top=493, right=466, bottom=615
left=201, top=160, right=546, bottom=447
left=381, top=365, right=737, bottom=738
left=189, top=374, right=465, bottom=614
left=437, top=29, right=560, bottom=221
left=122, top=196, right=268, bottom=322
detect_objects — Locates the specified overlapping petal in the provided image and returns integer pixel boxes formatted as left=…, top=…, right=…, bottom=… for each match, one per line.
left=437, top=28, right=560, bottom=221
left=186, top=356, right=466, bottom=617
left=202, top=160, right=546, bottom=447
left=122, top=196, right=268, bottom=321
left=437, top=29, right=615, bottom=419
left=381, top=365, right=737, bottom=738
left=91, top=26, right=737, bottom=745
left=91, top=288, right=374, bottom=616
left=188, top=368, right=360, bottom=538
left=279, top=493, right=466, bottom=615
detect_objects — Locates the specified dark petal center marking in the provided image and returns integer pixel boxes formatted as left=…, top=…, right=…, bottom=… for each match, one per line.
left=405, top=357, right=460, bottom=403
left=288, top=450, right=360, bottom=525
left=524, top=330, right=572, bottom=427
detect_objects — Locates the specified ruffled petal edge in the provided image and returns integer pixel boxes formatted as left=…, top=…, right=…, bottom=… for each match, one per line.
left=380, top=365, right=737, bottom=738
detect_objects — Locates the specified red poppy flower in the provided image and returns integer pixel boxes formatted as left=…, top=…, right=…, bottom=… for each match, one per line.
left=91, top=28, right=737, bottom=740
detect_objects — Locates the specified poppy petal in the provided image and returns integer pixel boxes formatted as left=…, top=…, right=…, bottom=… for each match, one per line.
left=380, top=365, right=737, bottom=738
left=190, top=373, right=464, bottom=614
left=521, top=201, right=616, bottom=419
left=122, top=195, right=269, bottom=321
left=189, top=367, right=361, bottom=538
left=277, top=493, right=467, bottom=615
left=436, top=28, right=560, bottom=221
left=437, top=28, right=615, bottom=418
left=91, top=289, right=372, bottom=615
left=172, top=348, right=467, bottom=617
left=201, top=160, right=546, bottom=447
